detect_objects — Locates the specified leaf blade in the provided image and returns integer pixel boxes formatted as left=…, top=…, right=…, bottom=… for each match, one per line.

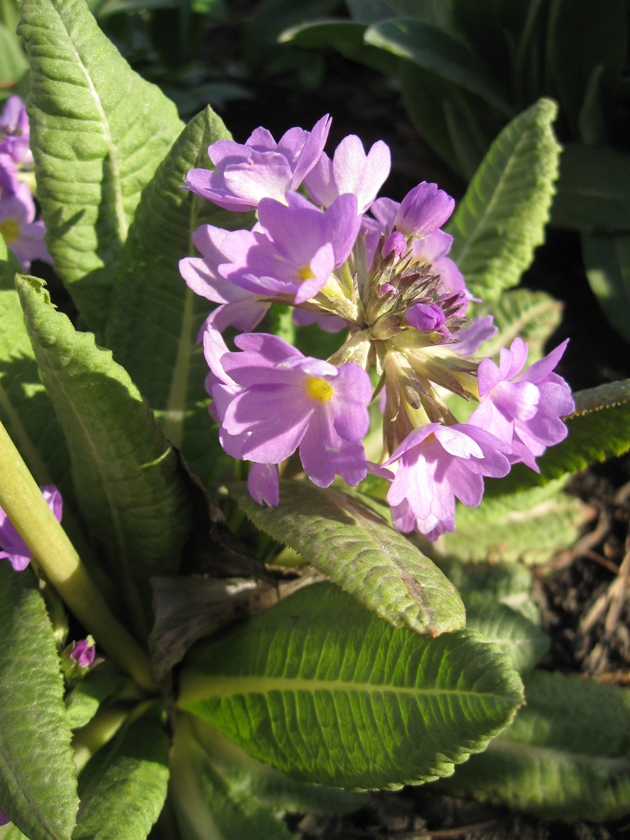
left=446, top=98, right=561, bottom=300
left=18, top=0, right=183, bottom=330
left=440, top=669, right=630, bottom=821
left=105, top=107, right=241, bottom=490
left=228, top=480, right=465, bottom=636
left=15, top=274, right=192, bottom=594
left=179, top=582, right=524, bottom=790
left=0, top=564, right=78, bottom=840
left=73, top=708, right=169, bottom=840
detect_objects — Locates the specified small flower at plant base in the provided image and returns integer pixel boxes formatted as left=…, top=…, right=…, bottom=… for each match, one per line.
left=0, top=809, right=10, bottom=826
left=468, top=337, right=575, bottom=471
left=0, top=486, right=63, bottom=571
left=0, top=95, right=33, bottom=168
left=203, top=326, right=373, bottom=490
left=61, top=636, right=98, bottom=681
left=70, top=636, right=96, bottom=668
left=304, top=134, right=391, bottom=214
left=184, top=115, right=331, bottom=212
left=373, top=423, right=511, bottom=541
left=0, top=180, right=51, bottom=269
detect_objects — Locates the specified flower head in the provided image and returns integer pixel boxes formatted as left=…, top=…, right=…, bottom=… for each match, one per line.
left=0, top=486, right=63, bottom=571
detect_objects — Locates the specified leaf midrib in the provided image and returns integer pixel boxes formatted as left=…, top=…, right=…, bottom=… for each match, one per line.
left=452, top=118, right=550, bottom=268
left=50, top=0, right=128, bottom=243
left=183, top=673, right=517, bottom=704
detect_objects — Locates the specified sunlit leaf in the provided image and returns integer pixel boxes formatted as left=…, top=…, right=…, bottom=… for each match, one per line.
left=229, top=480, right=465, bottom=637
left=19, top=0, right=183, bottom=330
left=441, top=669, right=630, bottom=821
left=16, top=275, right=192, bottom=597
left=179, top=582, right=524, bottom=790
left=447, top=99, right=561, bottom=300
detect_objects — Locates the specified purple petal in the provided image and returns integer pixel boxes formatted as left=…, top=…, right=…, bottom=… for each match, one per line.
left=395, top=182, right=455, bottom=238
left=454, top=315, right=497, bottom=356
left=248, top=462, right=279, bottom=506
left=291, top=114, right=332, bottom=187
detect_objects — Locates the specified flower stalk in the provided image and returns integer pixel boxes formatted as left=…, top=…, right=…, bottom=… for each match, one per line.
left=0, top=419, right=155, bottom=692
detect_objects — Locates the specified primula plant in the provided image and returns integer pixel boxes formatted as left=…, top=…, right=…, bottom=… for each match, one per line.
left=1, top=1, right=630, bottom=839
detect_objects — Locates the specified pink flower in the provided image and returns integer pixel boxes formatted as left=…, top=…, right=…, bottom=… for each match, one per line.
left=184, top=115, right=331, bottom=212
left=0, top=180, right=51, bottom=269
left=304, top=134, right=391, bottom=214
left=0, top=95, right=32, bottom=168
left=374, top=423, right=511, bottom=541
left=203, top=327, right=373, bottom=491
left=217, top=192, right=360, bottom=305
left=469, top=338, right=574, bottom=471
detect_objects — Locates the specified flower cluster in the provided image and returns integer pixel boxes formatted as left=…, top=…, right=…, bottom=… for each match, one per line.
left=0, top=95, right=51, bottom=269
left=180, top=116, right=574, bottom=541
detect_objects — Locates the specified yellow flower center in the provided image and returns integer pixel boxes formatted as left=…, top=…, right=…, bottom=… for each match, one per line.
left=0, top=219, right=20, bottom=245
left=298, top=265, right=316, bottom=281
left=306, top=377, right=334, bottom=402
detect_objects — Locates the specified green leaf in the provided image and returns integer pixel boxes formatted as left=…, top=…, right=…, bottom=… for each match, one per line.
left=228, top=480, right=465, bottom=637
left=0, top=21, right=28, bottom=91
left=188, top=719, right=370, bottom=817
left=364, top=19, right=512, bottom=115
left=547, top=0, right=627, bottom=136
left=463, top=592, right=549, bottom=673
left=437, top=557, right=542, bottom=625
left=0, top=825, right=29, bottom=840
left=171, top=718, right=295, bottom=840
left=64, top=666, right=125, bottom=730
left=501, top=379, right=630, bottom=491
left=280, top=20, right=399, bottom=75
left=179, top=582, right=524, bottom=790
left=104, top=107, right=243, bottom=491
left=552, top=145, right=630, bottom=233
left=440, top=669, right=630, bottom=821
left=0, top=245, right=71, bottom=496
left=582, top=232, right=630, bottom=342
left=0, top=563, right=78, bottom=840
left=74, top=708, right=169, bottom=840
left=446, top=98, right=561, bottom=300
left=18, top=0, right=183, bottom=331
left=434, top=479, right=586, bottom=565
left=0, top=0, right=20, bottom=32
left=15, top=274, right=192, bottom=595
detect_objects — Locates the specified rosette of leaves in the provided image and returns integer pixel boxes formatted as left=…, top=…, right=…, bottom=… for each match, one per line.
left=0, top=0, right=629, bottom=837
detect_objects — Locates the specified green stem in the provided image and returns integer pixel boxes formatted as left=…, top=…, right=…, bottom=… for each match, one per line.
left=0, top=420, right=156, bottom=693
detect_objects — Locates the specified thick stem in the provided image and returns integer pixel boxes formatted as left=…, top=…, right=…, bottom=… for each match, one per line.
left=0, top=420, right=155, bottom=693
